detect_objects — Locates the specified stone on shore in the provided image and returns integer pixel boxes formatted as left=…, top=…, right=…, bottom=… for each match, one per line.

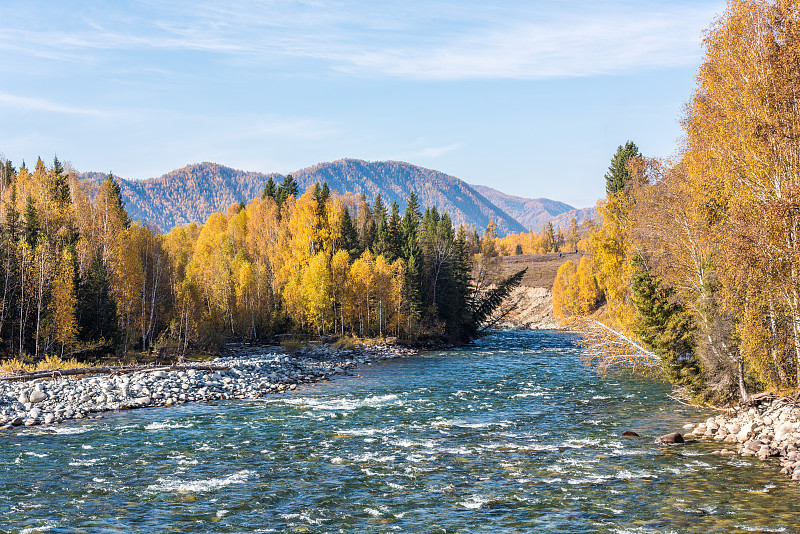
left=0, top=342, right=416, bottom=430
left=687, top=395, right=800, bottom=482
left=29, top=390, right=47, bottom=403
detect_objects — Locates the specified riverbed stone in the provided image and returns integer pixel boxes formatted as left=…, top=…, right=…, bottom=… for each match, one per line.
left=655, top=432, right=684, bottom=444
left=744, top=440, right=763, bottom=452
left=775, top=422, right=797, bottom=441
left=133, top=396, right=151, bottom=406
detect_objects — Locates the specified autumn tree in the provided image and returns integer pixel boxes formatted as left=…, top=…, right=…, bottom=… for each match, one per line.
left=48, top=248, right=78, bottom=355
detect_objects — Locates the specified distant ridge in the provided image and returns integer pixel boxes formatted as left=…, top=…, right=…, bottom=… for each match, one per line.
left=290, top=159, right=525, bottom=235
left=80, top=159, right=592, bottom=236
left=80, top=163, right=280, bottom=230
left=471, top=184, right=597, bottom=231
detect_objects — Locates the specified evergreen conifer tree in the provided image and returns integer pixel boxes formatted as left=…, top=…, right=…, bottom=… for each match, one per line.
left=372, top=194, right=390, bottom=257
left=282, top=174, right=299, bottom=197
left=0, top=184, right=20, bottom=353
left=387, top=201, right=402, bottom=262
left=631, top=260, right=700, bottom=390
left=401, top=192, right=424, bottom=324
left=401, top=192, right=422, bottom=258
left=78, top=249, right=119, bottom=346
left=262, top=176, right=276, bottom=199
left=605, top=141, right=641, bottom=194
left=104, top=173, right=131, bottom=228
left=23, top=195, right=39, bottom=249
left=340, top=207, right=360, bottom=259
left=51, top=156, right=70, bottom=206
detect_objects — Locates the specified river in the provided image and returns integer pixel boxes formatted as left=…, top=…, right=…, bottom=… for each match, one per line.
left=1, top=330, right=798, bottom=533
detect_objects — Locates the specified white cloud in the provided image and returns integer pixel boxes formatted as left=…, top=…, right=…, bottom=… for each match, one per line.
left=336, top=12, right=713, bottom=79
left=0, top=1, right=720, bottom=80
left=397, top=143, right=461, bottom=160
left=0, top=92, right=105, bottom=116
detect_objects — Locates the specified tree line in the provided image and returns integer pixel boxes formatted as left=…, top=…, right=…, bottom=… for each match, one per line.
left=493, top=219, right=593, bottom=256
left=553, top=0, right=800, bottom=403
left=0, top=158, right=522, bottom=362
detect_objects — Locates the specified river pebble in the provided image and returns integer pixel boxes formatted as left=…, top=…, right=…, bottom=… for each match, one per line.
left=686, top=396, right=800, bottom=479
left=0, top=343, right=416, bottom=428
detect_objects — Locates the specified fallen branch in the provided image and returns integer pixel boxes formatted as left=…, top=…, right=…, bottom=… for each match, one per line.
left=563, top=316, right=662, bottom=375
left=0, top=363, right=230, bottom=383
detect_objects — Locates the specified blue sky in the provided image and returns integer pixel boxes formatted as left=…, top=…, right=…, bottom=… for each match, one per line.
left=0, top=0, right=723, bottom=208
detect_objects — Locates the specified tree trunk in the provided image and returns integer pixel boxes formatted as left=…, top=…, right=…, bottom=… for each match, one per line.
left=767, top=297, right=788, bottom=384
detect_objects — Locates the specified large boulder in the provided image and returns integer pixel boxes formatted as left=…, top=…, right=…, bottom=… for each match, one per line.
left=655, top=432, right=684, bottom=444
left=29, top=390, right=47, bottom=403
left=775, top=421, right=798, bottom=442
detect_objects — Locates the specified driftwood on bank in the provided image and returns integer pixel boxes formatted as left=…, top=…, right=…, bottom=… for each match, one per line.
left=0, top=364, right=231, bottom=383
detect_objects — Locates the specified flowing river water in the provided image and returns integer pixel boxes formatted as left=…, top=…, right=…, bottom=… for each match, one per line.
left=2, top=330, right=799, bottom=533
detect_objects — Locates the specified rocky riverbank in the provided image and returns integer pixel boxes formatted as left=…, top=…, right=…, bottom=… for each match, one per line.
left=683, top=396, right=800, bottom=479
left=0, top=343, right=417, bottom=430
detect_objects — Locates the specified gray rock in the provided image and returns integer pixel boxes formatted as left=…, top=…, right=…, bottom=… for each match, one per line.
left=744, top=440, right=763, bottom=452
left=43, top=413, right=55, bottom=424
left=775, top=421, right=797, bottom=441
left=10, top=417, right=23, bottom=426
left=29, top=390, right=47, bottom=403
left=17, top=392, right=29, bottom=405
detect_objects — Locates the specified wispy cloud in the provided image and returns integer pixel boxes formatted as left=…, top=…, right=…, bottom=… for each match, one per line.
left=398, top=143, right=461, bottom=160
left=339, top=15, right=709, bottom=79
left=0, top=1, right=720, bottom=80
left=0, top=92, right=105, bottom=116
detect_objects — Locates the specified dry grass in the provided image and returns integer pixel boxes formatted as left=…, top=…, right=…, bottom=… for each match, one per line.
left=332, top=336, right=397, bottom=350
left=499, top=252, right=583, bottom=288
left=0, top=354, right=86, bottom=376
left=280, top=339, right=307, bottom=354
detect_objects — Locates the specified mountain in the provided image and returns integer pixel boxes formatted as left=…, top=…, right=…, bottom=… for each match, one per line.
left=471, top=184, right=597, bottom=231
left=82, top=159, right=527, bottom=235
left=81, top=164, right=281, bottom=230
left=290, top=159, right=525, bottom=235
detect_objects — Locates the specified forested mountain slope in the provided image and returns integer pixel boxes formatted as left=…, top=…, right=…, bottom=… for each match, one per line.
left=80, top=163, right=281, bottom=230
left=80, top=159, right=591, bottom=235
left=290, top=159, right=525, bottom=235
left=471, top=184, right=597, bottom=230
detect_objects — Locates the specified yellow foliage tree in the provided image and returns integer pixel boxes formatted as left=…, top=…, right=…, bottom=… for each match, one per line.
left=587, top=191, right=637, bottom=333
left=575, top=255, right=599, bottom=315
left=47, top=248, right=77, bottom=355
left=552, top=260, right=578, bottom=319
left=302, top=253, right=333, bottom=335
